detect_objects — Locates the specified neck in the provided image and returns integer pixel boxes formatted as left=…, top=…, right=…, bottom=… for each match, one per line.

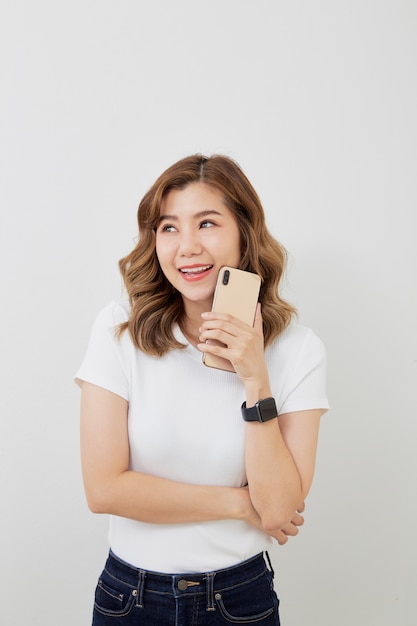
left=180, top=305, right=205, bottom=347
left=181, top=298, right=213, bottom=346
left=181, top=315, right=202, bottom=347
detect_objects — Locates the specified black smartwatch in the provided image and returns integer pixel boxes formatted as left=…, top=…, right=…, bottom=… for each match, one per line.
left=241, top=397, right=278, bottom=423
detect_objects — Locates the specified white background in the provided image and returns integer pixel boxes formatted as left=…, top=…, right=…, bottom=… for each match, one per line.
left=1, top=1, right=416, bottom=625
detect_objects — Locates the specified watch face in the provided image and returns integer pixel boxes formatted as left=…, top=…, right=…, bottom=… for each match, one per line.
left=258, top=398, right=278, bottom=422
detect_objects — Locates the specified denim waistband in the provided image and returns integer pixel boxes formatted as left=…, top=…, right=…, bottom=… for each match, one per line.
left=104, top=550, right=273, bottom=611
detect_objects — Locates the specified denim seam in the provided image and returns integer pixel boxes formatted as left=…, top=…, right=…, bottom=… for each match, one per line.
left=136, top=570, right=145, bottom=608
left=215, top=592, right=275, bottom=623
left=205, top=572, right=215, bottom=611
left=215, top=570, right=266, bottom=594
left=103, top=567, right=136, bottom=591
left=104, top=562, right=267, bottom=595
left=94, top=592, right=136, bottom=618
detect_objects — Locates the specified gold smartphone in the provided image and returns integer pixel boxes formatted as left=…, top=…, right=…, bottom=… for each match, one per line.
left=202, top=266, right=261, bottom=372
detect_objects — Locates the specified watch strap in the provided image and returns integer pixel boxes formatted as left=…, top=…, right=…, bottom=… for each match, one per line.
left=241, top=397, right=278, bottom=422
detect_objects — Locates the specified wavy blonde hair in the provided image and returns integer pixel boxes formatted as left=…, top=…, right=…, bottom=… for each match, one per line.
left=118, top=154, right=296, bottom=355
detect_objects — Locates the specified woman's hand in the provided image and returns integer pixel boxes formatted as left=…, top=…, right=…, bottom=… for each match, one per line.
left=278, top=504, right=306, bottom=545
left=198, top=304, right=268, bottom=384
left=240, top=487, right=305, bottom=546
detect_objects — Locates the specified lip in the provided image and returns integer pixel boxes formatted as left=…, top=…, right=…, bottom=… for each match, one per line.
left=177, top=264, right=214, bottom=281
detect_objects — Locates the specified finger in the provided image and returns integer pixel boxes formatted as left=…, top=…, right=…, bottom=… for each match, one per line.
left=201, top=311, right=247, bottom=329
left=297, top=501, right=306, bottom=514
left=280, top=523, right=299, bottom=538
left=290, top=512, right=304, bottom=527
left=199, top=320, right=242, bottom=342
left=199, top=326, right=238, bottom=346
left=205, top=310, right=262, bottom=336
left=276, top=531, right=288, bottom=545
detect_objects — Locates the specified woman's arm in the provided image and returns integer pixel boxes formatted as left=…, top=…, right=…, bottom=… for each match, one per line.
left=198, top=305, right=325, bottom=544
left=244, top=407, right=323, bottom=542
left=80, top=381, right=247, bottom=524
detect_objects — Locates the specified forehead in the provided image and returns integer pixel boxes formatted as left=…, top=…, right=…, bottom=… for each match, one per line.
left=160, top=182, right=228, bottom=215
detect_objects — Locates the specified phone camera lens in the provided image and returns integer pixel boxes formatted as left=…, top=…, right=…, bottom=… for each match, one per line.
left=222, top=270, right=230, bottom=285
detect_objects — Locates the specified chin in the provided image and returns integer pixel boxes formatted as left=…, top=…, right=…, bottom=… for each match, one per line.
left=182, top=290, right=214, bottom=306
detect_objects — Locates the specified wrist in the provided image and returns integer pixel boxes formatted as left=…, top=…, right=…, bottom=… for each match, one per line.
left=214, top=486, right=249, bottom=522
left=234, top=487, right=251, bottom=521
left=241, top=397, right=278, bottom=423
left=244, top=382, right=272, bottom=408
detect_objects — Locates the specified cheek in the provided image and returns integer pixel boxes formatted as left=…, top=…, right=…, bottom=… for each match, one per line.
left=228, top=230, right=242, bottom=262
left=155, top=239, right=168, bottom=267
left=155, top=243, right=177, bottom=282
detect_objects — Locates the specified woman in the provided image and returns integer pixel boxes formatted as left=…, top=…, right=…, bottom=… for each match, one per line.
left=76, top=154, right=329, bottom=625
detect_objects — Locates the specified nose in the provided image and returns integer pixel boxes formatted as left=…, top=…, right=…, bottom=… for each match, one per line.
left=178, top=228, right=202, bottom=257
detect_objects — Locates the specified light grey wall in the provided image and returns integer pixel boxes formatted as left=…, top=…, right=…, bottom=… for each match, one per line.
left=1, top=1, right=415, bottom=625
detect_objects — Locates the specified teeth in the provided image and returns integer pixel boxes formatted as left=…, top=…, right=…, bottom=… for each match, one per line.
left=180, top=265, right=212, bottom=274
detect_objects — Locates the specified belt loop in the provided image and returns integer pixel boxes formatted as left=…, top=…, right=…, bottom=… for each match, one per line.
left=135, top=569, right=146, bottom=608
left=265, top=551, right=275, bottom=579
left=205, top=572, right=215, bottom=611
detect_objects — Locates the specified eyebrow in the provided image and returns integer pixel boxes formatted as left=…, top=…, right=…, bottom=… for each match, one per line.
left=158, top=209, right=223, bottom=223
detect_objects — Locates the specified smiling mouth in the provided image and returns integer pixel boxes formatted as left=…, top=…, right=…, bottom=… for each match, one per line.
left=179, top=265, right=213, bottom=276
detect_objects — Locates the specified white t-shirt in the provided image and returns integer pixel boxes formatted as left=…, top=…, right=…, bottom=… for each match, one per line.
left=75, top=300, right=329, bottom=573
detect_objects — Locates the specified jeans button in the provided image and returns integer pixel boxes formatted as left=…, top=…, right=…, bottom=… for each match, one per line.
left=178, top=579, right=189, bottom=591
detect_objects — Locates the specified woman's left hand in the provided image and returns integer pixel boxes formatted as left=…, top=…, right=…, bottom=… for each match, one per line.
left=277, top=505, right=306, bottom=544
left=198, top=304, right=268, bottom=383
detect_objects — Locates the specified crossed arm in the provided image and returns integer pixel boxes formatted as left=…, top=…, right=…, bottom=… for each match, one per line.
left=80, top=307, right=325, bottom=546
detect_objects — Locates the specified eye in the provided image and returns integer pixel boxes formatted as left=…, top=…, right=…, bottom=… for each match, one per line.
left=200, top=220, right=215, bottom=229
left=160, top=223, right=177, bottom=233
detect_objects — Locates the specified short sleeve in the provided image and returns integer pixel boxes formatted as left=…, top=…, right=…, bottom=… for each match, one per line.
left=278, top=327, right=329, bottom=415
left=74, top=301, right=130, bottom=401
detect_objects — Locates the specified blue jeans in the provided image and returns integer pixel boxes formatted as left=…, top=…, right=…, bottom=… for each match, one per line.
left=92, top=550, right=280, bottom=625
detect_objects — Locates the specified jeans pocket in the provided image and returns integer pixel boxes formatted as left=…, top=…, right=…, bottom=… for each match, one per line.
left=214, top=572, right=279, bottom=624
left=94, top=572, right=136, bottom=618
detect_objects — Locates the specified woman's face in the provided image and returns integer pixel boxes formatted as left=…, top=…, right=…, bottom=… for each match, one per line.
left=155, top=182, right=241, bottom=314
